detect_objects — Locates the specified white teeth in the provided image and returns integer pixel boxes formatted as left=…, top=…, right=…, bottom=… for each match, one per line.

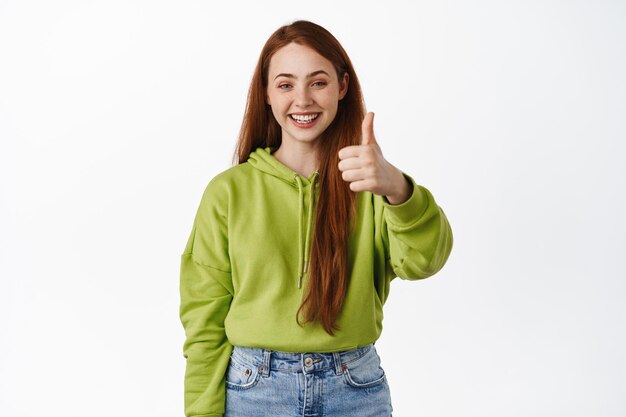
left=290, top=113, right=319, bottom=123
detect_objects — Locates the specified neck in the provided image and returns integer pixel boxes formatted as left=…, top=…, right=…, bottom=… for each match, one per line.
left=272, top=140, right=319, bottom=178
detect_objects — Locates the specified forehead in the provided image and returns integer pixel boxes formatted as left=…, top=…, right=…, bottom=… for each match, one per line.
left=268, top=42, right=336, bottom=78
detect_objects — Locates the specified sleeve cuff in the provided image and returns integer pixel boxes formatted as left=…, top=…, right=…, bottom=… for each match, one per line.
left=382, top=173, right=428, bottom=226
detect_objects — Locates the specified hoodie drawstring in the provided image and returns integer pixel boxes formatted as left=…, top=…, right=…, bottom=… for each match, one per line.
left=294, top=171, right=318, bottom=289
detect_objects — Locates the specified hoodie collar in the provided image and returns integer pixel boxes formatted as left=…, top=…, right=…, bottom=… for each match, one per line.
left=248, top=147, right=319, bottom=289
left=248, top=146, right=318, bottom=186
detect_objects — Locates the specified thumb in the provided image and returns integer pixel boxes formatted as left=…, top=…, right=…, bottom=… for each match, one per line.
left=361, top=112, right=376, bottom=145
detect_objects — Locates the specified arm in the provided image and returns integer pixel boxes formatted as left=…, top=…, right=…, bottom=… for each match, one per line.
left=380, top=173, right=454, bottom=280
left=179, top=179, right=234, bottom=417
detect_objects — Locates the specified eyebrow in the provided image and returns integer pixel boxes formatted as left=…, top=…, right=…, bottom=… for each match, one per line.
left=273, top=70, right=330, bottom=81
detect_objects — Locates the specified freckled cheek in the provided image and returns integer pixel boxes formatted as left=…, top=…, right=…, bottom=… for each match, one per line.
left=323, top=100, right=340, bottom=117
left=319, top=92, right=340, bottom=108
left=270, top=99, right=290, bottom=117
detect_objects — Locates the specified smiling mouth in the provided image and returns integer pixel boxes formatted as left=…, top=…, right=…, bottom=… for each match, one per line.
left=290, top=113, right=320, bottom=124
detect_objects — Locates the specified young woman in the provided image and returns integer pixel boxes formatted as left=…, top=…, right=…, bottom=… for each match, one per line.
left=179, top=20, right=453, bottom=417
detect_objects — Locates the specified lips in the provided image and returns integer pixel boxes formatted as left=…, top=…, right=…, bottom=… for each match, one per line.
left=290, top=112, right=320, bottom=123
left=288, top=112, right=321, bottom=128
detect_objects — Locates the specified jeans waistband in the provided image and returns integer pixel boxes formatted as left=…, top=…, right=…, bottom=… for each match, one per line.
left=231, top=342, right=376, bottom=376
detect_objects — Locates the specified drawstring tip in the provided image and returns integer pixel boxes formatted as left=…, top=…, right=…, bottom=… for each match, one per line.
left=297, top=274, right=302, bottom=289
left=303, top=260, right=308, bottom=273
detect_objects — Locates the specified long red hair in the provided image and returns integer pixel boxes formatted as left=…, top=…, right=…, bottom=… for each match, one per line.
left=233, top=20, right=366, bottom=336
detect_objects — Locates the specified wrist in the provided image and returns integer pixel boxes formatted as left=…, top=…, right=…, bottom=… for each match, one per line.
left=385, top=171, right=412, bottom=205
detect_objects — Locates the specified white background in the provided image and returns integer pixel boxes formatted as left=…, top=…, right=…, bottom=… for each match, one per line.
left=1, top=1, right=625, bottom=416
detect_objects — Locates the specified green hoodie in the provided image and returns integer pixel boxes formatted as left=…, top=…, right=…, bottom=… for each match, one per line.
left=179, top=146, right=453, bottom=417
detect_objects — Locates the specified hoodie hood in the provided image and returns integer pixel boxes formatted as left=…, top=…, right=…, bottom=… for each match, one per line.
left=248, top=146, right=319, bottom=289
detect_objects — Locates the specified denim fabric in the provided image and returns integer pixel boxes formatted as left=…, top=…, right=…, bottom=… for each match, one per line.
left=224, top=342, right=393, bottom=417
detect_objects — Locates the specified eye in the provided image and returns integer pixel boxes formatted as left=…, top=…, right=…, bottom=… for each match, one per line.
left=278, top=83, right=292, bottom=89
left=312, top=81, right=327, bottom=87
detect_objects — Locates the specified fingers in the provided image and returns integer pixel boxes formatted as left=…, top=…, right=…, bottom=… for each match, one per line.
left=347, top=178, right=372, bottom=193
left=338, top=112, right=380, bottom=192
left=338, top=111, right=386, bottom=194
left=361, top=112, right=376, bottom=145
left=338, top=111, right=377, bottom=160
left=340, top=167, right=371, bottom=184
left=337, top=144, right=362, bottom=160
left=337, top=155, right=362, bottom=172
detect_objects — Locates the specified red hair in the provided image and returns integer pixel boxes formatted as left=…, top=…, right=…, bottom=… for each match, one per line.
left=233, top=20, right=366, bottom=336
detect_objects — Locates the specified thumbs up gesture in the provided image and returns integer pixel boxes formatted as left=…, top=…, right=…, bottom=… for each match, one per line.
left=337, top=112, right=412, bottom=205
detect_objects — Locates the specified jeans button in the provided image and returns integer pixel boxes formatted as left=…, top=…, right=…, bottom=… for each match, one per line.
left=304, top=357, right=313, bottom=367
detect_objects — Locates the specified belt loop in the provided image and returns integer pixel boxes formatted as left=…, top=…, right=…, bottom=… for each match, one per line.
left=332, top=351, right=345, bottom=375
left=261, top=349, right=271, bottom=378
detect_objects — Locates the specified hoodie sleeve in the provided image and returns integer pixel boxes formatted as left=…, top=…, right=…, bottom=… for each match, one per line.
left=179, top=178, right=234, bottom=417
left=379, top=172, right=453, bottom=281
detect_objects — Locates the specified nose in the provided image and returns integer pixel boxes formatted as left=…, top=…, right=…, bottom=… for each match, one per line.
left=294, top=85, right=313, bottom=108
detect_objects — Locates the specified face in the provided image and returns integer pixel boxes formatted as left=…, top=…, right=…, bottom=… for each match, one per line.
left=266, top=42, right=349, bottom=147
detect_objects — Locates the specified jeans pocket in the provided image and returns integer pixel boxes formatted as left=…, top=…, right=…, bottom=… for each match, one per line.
left=225, top=353, right=261, bottom=391
left=342, top=346, right=387, bottom=389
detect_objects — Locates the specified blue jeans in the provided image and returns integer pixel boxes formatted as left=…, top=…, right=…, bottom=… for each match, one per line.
left=224, top=342, right=393, bottom=417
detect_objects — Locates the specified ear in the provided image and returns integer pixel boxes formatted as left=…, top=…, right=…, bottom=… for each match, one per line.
left=338, top=72, right=349, bottom=100
left=265, top=89, right=271, bottom=106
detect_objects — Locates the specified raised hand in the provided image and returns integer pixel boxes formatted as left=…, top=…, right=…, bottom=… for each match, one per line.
left=337, top=112, right=412, bottom=205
